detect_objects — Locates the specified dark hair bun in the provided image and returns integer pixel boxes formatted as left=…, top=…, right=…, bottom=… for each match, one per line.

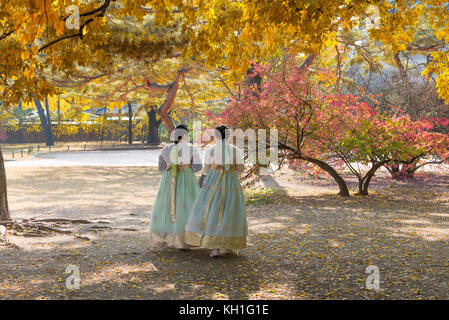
left=215, top=124, right=229, bottom=140
left=175, top=124, right=189, bottom=131
left=173, top=124, right=189, bottom=144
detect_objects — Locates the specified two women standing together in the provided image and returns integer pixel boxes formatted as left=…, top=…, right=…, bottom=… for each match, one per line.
left=149, top=125, right=248, bottom=257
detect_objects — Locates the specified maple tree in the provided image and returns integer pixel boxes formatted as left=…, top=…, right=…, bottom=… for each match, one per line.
left=214, top=58, right=449, bottom=196
left=384, top=116, right=449, bottom=180
left=331, top=104, right=449, bottom=194
left=214, top=60, right=353, bottom=196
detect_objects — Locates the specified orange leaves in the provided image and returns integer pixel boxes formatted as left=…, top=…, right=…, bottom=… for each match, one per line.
left=54, top=19, right=66, bottom=37
left=21, top=51, right=30, bottom=61
left=32, top=45, right=39, bottom=55
left=23, top=67, right=34, bottom=80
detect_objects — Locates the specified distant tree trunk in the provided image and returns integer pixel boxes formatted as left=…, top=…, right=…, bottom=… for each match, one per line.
left=100, top=113, right=106, bottom=143
left=17, top=99, right=25, bottom=143
left=357, top=161, right=388, bottom=196
left=146, top=107, right=161, bottom=145
left=245, top=64, right=263, bottom=91
left=297, top=54, right=318, bottom=72
left=0, top=147, right=10, bottom=222
left=57, top=98, right=61, bottom=126
left=387, top=163, right=416, bottom=180
left=127, top=101, right=133, bottom=145
left=45, top=97, right=54, bottom=142
left=387, top=163, right=400, bottom=178
left=33, top=95, right=54, bottom=146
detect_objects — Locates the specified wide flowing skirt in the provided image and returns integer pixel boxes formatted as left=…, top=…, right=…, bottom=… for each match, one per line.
left=149, top=168, right=200, bottom=249
left=185, top=169, right=247, bottom=250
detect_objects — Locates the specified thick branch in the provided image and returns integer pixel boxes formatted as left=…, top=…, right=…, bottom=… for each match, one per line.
left=394, top=52, right=407, bottom=82
left=162, top=68, right=189, bottom=113
left=39, top=33, right=82, bottom=52
left=0, top=29, right=14, bottom=42
left=297, top=54, right=318, bottom=72
left=39, top=0, right=112, bottom=52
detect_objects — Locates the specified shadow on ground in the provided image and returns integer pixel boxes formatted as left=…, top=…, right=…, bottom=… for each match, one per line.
left=0, top=166, right=448, bottom=299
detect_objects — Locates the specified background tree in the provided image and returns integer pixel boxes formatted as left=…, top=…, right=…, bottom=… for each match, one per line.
left=145, top=106, right=162, bottom=144
left=0, top=122, right=8, bottom=221
left=338, top=17, right=449, bottom=179
left=215, top=59, right=352, bottom=196
left=214, top=57, right=449, bottom=196
left=32, top=96, right=54, bottom=146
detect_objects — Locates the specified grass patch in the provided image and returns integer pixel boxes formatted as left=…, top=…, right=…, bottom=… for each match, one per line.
left=244, top=188, right=288, bottom=205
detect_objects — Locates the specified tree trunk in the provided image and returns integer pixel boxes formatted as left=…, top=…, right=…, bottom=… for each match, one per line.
left=57, top=98, right=61, bottom=126
left=245, top=64, right=262, bottom=91
left=45, top=97, right=54, bottom=143
left=100, top=113, right=106, bottom=143
left=358, top=161, right=388, bottom=196
left=387, top=163, right=415, bottom=180
left=387, top=163, right=400, bottom=178
left=357, top=177, right=366, bottom=196
left=394, top=52, right=408, bottom=82
left=155, top=69, right=188, bottom=134
left=33, top=95, right=54, bottom=146
left=127, top=101, right=133, bottom=145
left=158, top=112, right=175, bottom=134
left=403, top=166, right=416, bottom=180
left=298, top=54, right=318, bottom=72
left=17, top=99, right=25, bottom=143
left=146, top=107, right=161, bottom=145
left=301, top=156, right=350, bottom=197
left=0, top=147, right=10, bottom=221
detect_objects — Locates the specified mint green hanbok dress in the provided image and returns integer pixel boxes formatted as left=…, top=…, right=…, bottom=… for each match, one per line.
left=149, top=142, right=202, bottom=249
left=185, top=141, right=247, bottom=250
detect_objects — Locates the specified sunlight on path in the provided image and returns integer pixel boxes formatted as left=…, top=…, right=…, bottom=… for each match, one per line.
left=5, top=150, right=447, bottom=175
left=4, top=150, right=161, bottom=168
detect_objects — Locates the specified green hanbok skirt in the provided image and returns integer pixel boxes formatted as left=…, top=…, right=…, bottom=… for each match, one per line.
left=185, top=167, right=248, bottom=250
left=149, top=167, right=200, bottom=248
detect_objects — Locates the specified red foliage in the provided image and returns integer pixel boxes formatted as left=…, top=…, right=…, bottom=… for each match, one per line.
left=209, top=58, right=449, bottom=188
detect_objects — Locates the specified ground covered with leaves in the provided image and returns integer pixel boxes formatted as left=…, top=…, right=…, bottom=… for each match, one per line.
left=1, top=166, right=448, bottom=299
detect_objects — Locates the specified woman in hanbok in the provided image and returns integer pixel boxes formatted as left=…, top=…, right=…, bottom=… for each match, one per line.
left=185, top=125, right=247, bottom=257
left=149, top=125, right=202, bottom=249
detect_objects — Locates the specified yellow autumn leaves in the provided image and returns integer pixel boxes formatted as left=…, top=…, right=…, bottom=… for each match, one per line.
left=144, top=0, right=449, bottom=104
left=2, top=0, right=449, bottom=110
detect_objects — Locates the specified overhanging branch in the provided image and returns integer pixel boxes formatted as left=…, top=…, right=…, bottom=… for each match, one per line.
left=39, top=0, right=112, bottom=52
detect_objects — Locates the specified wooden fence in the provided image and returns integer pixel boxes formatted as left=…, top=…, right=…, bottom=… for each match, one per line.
left=1, top=142, right=164, bottom=160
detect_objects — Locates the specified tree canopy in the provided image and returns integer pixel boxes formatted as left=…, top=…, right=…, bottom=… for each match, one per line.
left=1, top=1, right=449, bottom=127
left=146, top=0, right=449, bottom=102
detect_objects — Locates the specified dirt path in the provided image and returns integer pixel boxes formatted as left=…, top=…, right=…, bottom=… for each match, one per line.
left=4, top=149, right=162, bottom=168
left=1, top=167, right=448, bottom=299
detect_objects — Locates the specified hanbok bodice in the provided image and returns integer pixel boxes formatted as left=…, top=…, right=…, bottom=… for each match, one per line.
left=158, top=142, right=203, bottom=172
left=203, top=141, right=245, bottom=174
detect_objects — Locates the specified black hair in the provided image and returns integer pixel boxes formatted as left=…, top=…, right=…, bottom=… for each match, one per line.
left=172, top=124, right=189, bottom=144
left=215, top=124, right=229, bottom=140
